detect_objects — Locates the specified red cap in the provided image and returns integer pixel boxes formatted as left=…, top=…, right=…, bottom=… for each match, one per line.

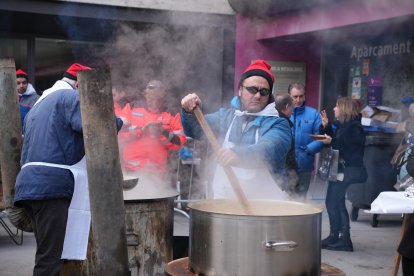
left=63, top=63, right=92, bottom=81
left=16, top=69, right=28, bottom=80
left=239, top=59, right=275, bottom=90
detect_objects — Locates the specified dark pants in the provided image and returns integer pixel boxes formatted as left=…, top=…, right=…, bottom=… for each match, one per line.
left=398, top=215, right=414, bottom=275
left=325, top=179, right=352, bottom=233
left=22, top=198, right=70, bottom=276
left=402, top=256, right=414, bottom=276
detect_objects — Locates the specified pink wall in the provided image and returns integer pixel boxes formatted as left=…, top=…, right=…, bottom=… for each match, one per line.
left=254, top=0, right=414, bottom=40
left=233, top=0, right=414, bottom=110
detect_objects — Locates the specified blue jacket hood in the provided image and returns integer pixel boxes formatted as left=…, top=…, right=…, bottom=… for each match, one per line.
left=20, top=83, right=37, bottom=96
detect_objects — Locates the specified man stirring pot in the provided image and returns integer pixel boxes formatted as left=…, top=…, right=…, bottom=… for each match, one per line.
left=181, top=59, right=291, bottom=200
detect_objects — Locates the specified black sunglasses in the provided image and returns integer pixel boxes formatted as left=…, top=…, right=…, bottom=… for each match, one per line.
left=242, top=85, right=271, bottom=96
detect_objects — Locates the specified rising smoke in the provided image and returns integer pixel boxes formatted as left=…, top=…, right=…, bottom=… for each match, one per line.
left=100, top=22, right=226, bottom=200
left=54, top=4, right=236, bottom=200
left=99, top=22, right=227, bottom=114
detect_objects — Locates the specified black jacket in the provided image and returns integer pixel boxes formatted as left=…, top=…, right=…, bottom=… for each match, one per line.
left=279, top=112, right=298, bottom=171
left=320, top=118, right=366, bottom=168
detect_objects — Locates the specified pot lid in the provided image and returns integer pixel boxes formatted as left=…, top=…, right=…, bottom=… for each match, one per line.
left=123, top=172, right=178, bottom=201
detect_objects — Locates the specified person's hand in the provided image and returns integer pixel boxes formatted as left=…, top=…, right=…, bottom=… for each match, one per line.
left=181, top=93, right=201, bottom=113
left=216, top=148, right=239, bottom=166
left=128, top=125, right=140, bottom=137
left=320, top=110, right=329, bottom=128
left=320, top=134, right=332, bottom=145
left=142, top=122, right=163, bottom=137
left=119, top=116, right=131, bottom=127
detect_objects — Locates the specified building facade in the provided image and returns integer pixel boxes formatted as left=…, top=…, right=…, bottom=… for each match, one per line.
left=231, top=0, right=414, bottom=115
left=0, top=0, right=235, bottom=112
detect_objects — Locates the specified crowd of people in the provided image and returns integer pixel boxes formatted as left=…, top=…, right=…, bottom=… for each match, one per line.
left=8, top=59, right=413, bottom=275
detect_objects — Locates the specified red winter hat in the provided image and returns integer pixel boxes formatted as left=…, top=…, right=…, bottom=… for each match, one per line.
left=239, top=59, right=275, bottom=90
left=16, top=69, right=28, bottom=80
left=63, top=63, right=92, bottom=81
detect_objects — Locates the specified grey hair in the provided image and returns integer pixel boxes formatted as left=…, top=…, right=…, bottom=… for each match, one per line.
left=275, top=93, right=293, bottom=112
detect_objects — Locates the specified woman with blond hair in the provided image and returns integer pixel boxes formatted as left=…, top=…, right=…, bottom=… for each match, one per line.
left=319, top=97, right=367, bottom=251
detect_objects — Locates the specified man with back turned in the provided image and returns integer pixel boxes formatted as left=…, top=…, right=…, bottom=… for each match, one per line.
left=14, top=63, right=123, bottom=275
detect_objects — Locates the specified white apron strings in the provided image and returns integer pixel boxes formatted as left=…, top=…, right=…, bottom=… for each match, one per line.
left=22, top=156, right=90, bottom=260
left=212, top=116, right=287, bottom=200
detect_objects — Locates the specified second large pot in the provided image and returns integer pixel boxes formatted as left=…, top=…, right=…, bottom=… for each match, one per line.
left=188, top=199, right=322, bottom=276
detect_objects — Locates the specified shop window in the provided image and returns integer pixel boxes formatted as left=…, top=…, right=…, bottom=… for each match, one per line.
left=268, top=60, right=306, bottom=94
left=0, top=38, right=27, bottom=71
left=35, top=38, right=104, bottom=93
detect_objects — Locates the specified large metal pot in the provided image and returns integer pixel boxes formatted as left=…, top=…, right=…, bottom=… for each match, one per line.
left=122, top=172, right=178, bottom=276
left=188, top=199, right=322, bottom=276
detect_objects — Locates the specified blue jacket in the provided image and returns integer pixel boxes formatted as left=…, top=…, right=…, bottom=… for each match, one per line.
left=181, top=96, right=292, bottom=174
left=14, top=82, right=122, bottom=206
left=19, top=83, right=39, bottom=127
left=290, top=104, right=323, bottom=172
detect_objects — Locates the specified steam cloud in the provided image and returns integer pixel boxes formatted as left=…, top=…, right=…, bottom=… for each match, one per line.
left=97, top=21, right=225, bottom=200
left=99, top=22, right=225, bottom=114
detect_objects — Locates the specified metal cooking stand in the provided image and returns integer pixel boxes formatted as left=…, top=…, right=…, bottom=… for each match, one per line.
left=174, top=137, right=205, bottom=219
left=0, top=209, right=23, bottom=245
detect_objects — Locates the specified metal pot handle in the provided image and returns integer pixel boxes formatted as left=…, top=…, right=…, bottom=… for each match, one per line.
left=263, top=240, right=297, bottom=251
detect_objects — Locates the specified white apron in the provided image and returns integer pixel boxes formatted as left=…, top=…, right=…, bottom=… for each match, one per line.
left=212, top=115, right=287, bottom=200
left=22, top=157, right=90, bottom=260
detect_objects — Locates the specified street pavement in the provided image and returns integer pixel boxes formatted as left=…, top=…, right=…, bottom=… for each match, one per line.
left=0, top=178, right=405, bottom=275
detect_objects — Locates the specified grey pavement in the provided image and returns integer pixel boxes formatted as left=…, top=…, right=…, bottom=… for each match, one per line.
left=0, top=177, right=405, bottom=275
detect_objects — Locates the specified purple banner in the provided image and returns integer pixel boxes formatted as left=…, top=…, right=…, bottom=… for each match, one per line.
left=367, top=87, right=382, bottom=106
left=368, top=76, right=384, bottom=87
left=367, top=76, right=383, bottom=106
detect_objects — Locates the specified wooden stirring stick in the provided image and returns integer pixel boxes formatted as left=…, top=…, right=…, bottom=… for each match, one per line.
left=193, top=106, right=253, bottom=215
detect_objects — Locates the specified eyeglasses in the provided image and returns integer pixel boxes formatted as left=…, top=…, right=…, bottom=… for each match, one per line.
left=146, top=85, right=166, bottom=93
left=146, top=85, right=159, bottom=90
left=242, top=86, right=271, bottom=96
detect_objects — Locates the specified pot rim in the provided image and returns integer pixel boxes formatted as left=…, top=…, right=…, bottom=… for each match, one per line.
left=188, top=199, right=323, bottom=217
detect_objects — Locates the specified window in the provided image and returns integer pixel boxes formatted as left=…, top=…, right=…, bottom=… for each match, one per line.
left=0, top=38, right=27, bottom=71
left=35, top=38, right=105, bottom=92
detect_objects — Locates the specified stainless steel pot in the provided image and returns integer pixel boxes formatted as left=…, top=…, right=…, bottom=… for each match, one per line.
left=122, top=172, right=178, bottom=275
left=188, top=199, right=322, bottom=276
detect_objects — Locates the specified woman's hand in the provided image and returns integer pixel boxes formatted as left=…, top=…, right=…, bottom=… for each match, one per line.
left=320, top=134, right=332, bottom=145
left=320, top=110, right=329, bottom=128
